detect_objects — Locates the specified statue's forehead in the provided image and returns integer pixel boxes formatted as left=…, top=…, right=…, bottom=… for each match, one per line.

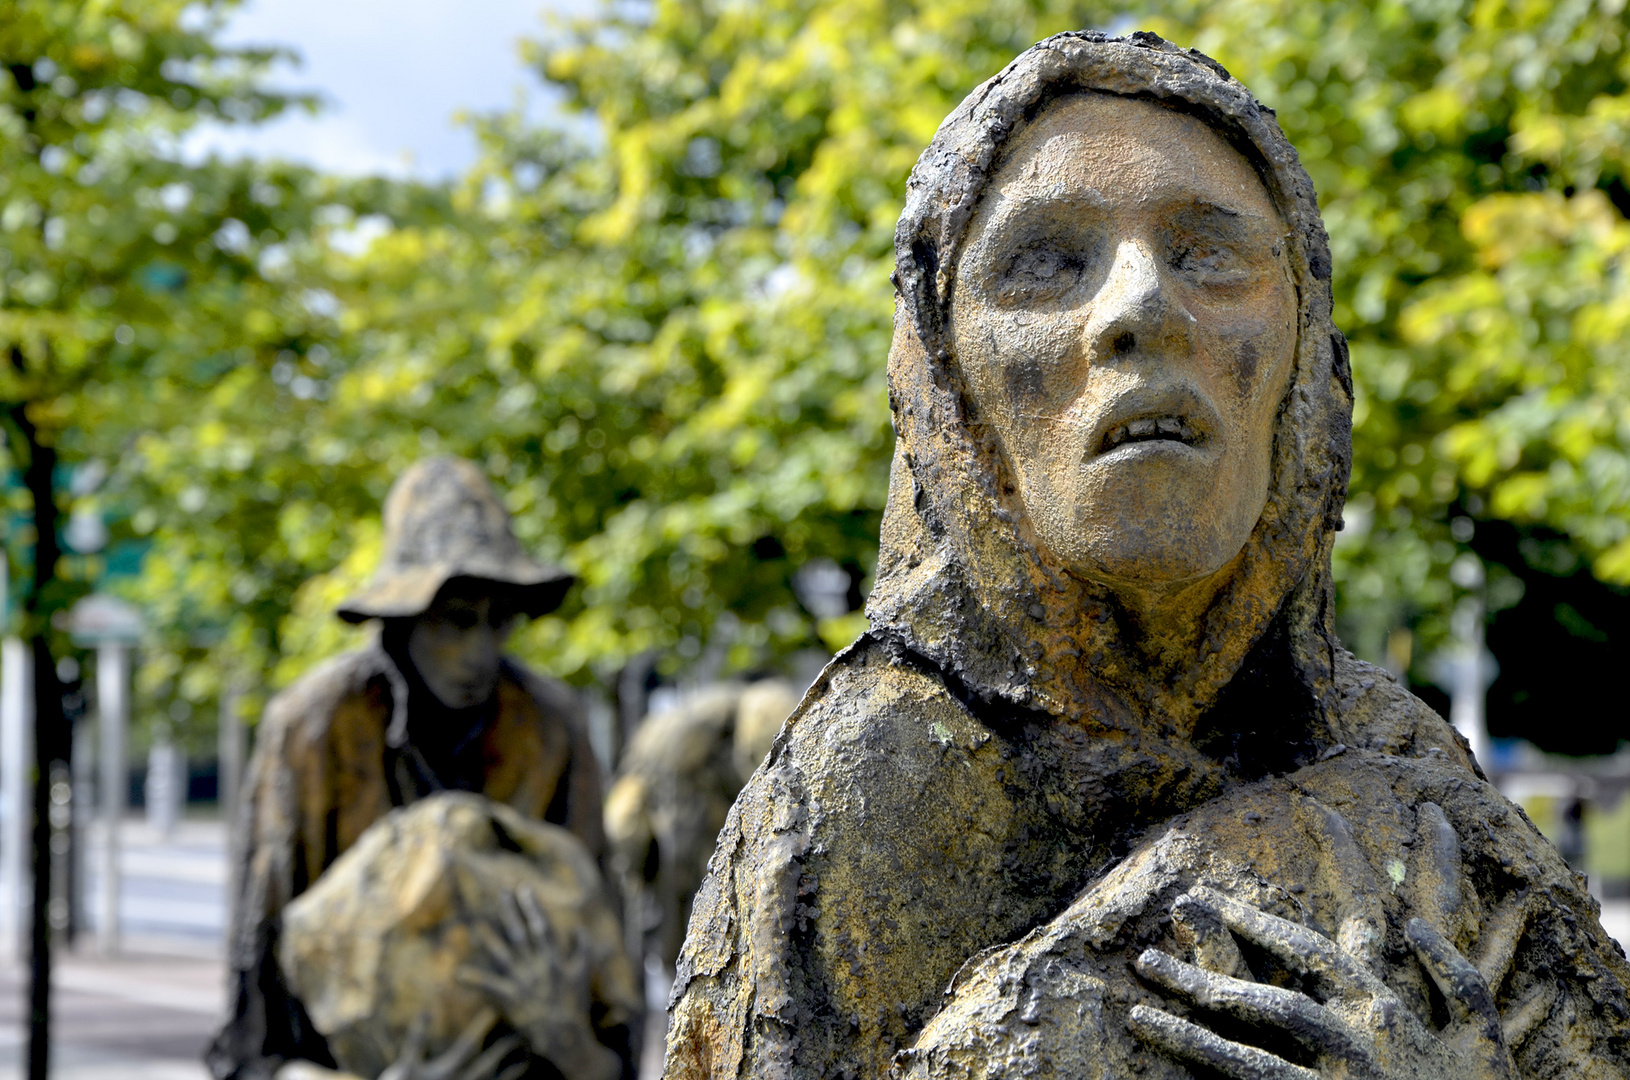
left=988, top=92, right=1277, bottom=219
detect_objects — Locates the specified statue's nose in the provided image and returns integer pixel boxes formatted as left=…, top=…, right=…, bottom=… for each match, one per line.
left=1083, top=240, right=1190, bottom=362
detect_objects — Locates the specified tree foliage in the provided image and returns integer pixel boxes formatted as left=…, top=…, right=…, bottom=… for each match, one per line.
left=33, top=0, right=1630, bottom=747
left=0, top=0, right=438, bottom=738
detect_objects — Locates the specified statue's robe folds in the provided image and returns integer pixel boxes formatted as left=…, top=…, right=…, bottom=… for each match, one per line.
left=668, top=34, right=1630, bottom=1078
left=208, top=641, right=604, bottom=1080
left=665, top=638, right=1630, bottom=1075
left=667, top=642, right=1630, bottom=1080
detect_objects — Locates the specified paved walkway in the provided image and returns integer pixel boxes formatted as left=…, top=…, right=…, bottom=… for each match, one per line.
left=0, top=817, right=225, bottom=1079
left=81, top=820, right=228, bottom=953
left=0, top=953, right=218, bottom=1080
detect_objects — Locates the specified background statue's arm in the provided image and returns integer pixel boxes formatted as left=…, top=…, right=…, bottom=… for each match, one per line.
left=208, top=697, right=337, bottom=1080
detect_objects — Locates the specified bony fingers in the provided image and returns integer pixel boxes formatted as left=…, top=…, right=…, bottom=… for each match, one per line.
left=1410, top=802, right=1464, bottom=928
left=1172, top=892, right=1248, bottom=979
left=1405, top=918, right=1501, bottom=1032
left=398, top=1013, right=429, bottom=1064
left=1190, top=887, right=1383, bottom=998
left=516, top=885, right=551, bottom=946
left=1134, top=949, right=1356, bottom=1057
left=474, top=920, right=517, bottom=971
left=454, top=964, right=515, bottom=997
left=499, top=889, right=529, bottom=951
left=454, top=1034, right=523, bottom=1080
left=1299, top=798, right=1386, bottom=972
left=379, top=1018, right=426, bottom=1080
left=1129, top=1003, right=1322, bottom=1080
left=565, top=926, right=593, bottom=971
left=442, top=1006, right=501, bottom=1065
left=1472, top=892, right=1535, bottom=993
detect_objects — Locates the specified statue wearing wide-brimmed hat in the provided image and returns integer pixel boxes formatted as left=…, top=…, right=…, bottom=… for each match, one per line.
left=209, top=457, right=628, bottom=1080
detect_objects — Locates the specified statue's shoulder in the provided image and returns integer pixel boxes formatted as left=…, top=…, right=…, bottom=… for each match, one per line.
left=672, top=634, right=1053, bottom=1078
left=700, top=636, right=1006, bottom=873
left=672, top=633, right=986, bottom=941
left=774, top=632, right=989, bottom=770
left=260, top=646, right=394, bottom=752
left=1328, top=648, right=1479, bottom=774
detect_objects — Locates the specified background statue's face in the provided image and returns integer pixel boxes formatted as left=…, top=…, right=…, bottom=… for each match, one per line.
left=951, top=92, right=1297, bottom=587
left=407, top=585, right=517, bottom=709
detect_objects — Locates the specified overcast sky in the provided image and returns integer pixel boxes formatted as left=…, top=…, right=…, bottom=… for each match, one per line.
left=188, top=0, right=589, bottom=179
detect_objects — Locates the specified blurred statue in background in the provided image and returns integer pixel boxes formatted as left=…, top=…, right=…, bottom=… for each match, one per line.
left=665, top=33, right=1630, bottom=1080
left=276, top=793, right=641, bottom=1080
left=604, top=679, right=801, bottom=972
left=209, top=456, right=630, bottom=1080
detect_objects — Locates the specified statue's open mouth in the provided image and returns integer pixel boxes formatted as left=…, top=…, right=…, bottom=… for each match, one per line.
left=1100, top=415, right=1203, bottom=451
left=1086, top=383, right=1219, bottom=461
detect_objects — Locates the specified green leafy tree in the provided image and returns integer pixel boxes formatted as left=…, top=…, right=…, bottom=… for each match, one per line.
left=0, top=0, right=363, bottom=1069
left=0, top=7, right=452, bottom=743
left=119, top=0, right=1630, bottom=755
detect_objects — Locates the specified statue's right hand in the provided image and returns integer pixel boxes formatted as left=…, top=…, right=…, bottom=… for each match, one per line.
left=376, top=1008, right=525, bottom=1080
left=1128, top=889, right=1514, bottom=1080
left=457, top=886, right=622, bottom=1080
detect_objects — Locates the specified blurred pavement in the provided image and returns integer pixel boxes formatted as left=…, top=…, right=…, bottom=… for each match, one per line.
left=0, top=954, right=219, bottom=1080
left=0, top=817, right=225, bottom=1079
left=81, top=819, right=228, bottom=952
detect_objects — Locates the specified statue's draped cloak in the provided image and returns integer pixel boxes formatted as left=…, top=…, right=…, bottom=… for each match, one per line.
left=664, top=32, right=1630, bottom=1080
left=207, top=641, right=604, bottom=1080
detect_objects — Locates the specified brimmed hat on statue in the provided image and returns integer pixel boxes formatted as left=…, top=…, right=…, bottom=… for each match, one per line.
left=336, top=456, right=574, bottom=624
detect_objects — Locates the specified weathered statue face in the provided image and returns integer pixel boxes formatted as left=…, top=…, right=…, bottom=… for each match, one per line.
left=951, top=92, right=1297, bottom=586
left=406, top=586, right=516, bottom=709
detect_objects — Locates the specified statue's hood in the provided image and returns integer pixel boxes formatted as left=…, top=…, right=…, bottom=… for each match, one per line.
left=866, top=32, right=1353, bottom=734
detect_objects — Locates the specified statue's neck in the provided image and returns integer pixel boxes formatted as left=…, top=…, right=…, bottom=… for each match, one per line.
left=1075, top=553, right=1247, bottom=718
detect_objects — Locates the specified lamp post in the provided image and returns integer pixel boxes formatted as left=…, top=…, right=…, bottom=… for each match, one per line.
left=0, top=613, right=32, bottom=964
left=66, top=595, right=141, bottom=956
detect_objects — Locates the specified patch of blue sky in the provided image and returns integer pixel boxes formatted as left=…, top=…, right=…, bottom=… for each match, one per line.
left=184, top=0, right=595, bottom=180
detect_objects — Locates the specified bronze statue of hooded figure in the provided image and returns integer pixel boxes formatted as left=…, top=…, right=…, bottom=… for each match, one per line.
left=665, top=33, right=1630, bottom=1080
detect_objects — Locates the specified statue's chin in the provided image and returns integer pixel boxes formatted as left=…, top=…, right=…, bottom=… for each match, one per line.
left=1062, top=539, right=1234, bottom=590
left=1016, top=457, right=1262, bottom=591
left=1038, top=509, right=1252, bottom=590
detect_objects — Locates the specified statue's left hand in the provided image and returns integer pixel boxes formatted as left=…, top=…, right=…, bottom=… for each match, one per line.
left=1129, top=888, right=1515, bottom=1080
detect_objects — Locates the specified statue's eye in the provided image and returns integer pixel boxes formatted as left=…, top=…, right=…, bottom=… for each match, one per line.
left=995, top=245, right=1087, bottom=304
left=1169, top=236, right=1247, bottom=281
left=1165, top=208, right=1275, bottom=286
left=441, top=605, right=482, bottom=631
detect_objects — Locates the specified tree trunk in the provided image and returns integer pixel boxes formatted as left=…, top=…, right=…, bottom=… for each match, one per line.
left=9, top=401, right=65, bottom=1080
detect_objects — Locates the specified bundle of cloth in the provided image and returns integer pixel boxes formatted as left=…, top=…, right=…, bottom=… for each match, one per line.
left=278, top=792, right=641, bottom=1080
